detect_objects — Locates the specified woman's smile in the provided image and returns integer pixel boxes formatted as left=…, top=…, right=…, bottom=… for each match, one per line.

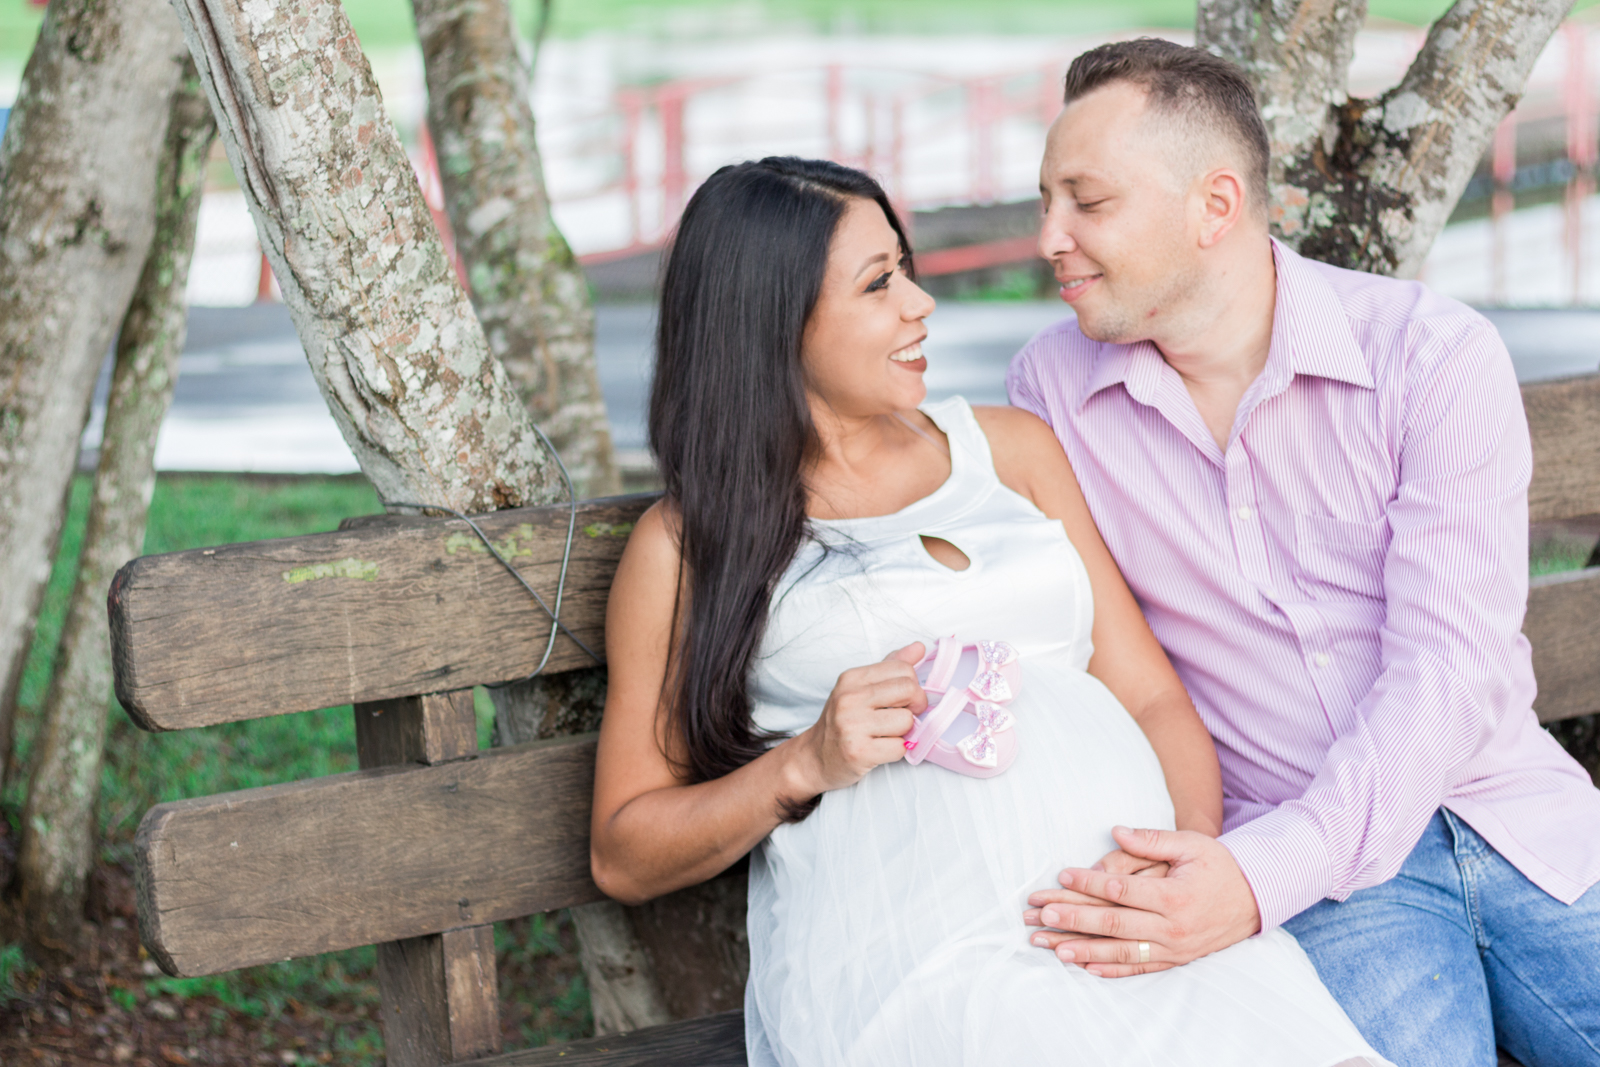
left=889, top=339, right=927, bottom=372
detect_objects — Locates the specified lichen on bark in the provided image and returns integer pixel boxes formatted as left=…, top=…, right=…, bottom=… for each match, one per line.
left=0, top=0, right=190, bottom=788
left=170, top=0, right=563, bottom=517
left=1199, top=0, right=1570, bottom=276
left=14, top=58, right=216, bottom=963
left=412, top=0, right=620, bottom=498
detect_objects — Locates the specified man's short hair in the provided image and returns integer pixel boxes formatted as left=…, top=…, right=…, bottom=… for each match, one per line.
left=1062, top=38, right=1271, bottom=213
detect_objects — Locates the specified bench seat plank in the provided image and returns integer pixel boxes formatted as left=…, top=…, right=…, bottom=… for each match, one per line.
left=110, top=493, right=657, bottom=731
left=135, top=734, right=605, bottom=977
left=467, top=1011, right=747, bottom=1067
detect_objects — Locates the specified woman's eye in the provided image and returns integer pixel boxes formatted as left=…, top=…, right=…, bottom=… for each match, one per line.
left=865, top=271, right=893, bottom=293
left=1077, top=199, right=1105, bottom=212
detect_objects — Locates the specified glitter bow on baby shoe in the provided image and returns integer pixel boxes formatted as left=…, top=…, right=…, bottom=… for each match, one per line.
left=970, top=641, right=1018, bottom=702
left=955, top=701, right=1015, bottom=769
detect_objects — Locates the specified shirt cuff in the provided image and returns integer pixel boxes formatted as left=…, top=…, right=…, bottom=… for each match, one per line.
left=1219, top=806, right=1337, bottom=932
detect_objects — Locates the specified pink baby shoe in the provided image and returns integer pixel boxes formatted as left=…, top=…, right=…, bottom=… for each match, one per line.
left=902, top=637, right=1020, bottom=778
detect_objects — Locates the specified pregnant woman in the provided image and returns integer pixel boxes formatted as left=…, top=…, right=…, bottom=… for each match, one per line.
left=590, top=156, right=1388, bottom=1067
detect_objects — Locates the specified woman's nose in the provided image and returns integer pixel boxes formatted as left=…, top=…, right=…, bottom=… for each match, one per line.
left=903, top=280, right=936, bottom=320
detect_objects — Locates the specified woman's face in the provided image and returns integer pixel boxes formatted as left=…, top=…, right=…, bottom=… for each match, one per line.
left=802, top=197, right=936, bottom=419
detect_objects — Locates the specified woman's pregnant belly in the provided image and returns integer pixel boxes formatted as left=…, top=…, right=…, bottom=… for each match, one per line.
left=760, top=663, right=1172, bottom=957
left=746, top=660, right=1179, bottom=1061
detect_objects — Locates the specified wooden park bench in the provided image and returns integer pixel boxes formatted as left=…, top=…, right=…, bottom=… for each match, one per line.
left=109, top=375, right=1600, bottom=1067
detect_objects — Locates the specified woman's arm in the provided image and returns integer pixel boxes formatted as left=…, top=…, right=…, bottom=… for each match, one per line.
left=590, top=501, right=927, bottom=904
left=974, top=406, right=1224, bottom=838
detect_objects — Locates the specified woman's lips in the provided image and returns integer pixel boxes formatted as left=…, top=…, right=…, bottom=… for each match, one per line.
left=889, top=340, right=927, bottom=372
left=1058, top=275, right=1101, bottom=304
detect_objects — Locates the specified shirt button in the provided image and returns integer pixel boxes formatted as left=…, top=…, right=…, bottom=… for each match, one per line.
left=1235, top=505, right=1253, bottom=521
left=1313, top=652, right=1331, bottom=668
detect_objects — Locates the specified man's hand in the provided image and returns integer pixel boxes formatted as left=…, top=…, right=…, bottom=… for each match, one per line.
left=1022, top=825, right=1261, bottom=977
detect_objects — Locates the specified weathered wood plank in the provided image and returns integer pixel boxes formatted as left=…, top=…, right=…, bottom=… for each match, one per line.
left=109, top=493, right=657, bottom=731
left=134, top=733, right=604, bottom=977
left=355, top=691, right=479, bottom=770
left=358, top=690, right=501, bottom=1066
left=1524, top=375, right=1600, bottom=524
left=467, top=1010, right=747, bottom=1067
left=1526, top=566, right=1600, bottom=724
left=378, top=925, right=503, bottom=1066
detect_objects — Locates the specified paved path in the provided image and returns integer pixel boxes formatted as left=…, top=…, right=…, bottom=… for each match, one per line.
left=81, top=303, right=1600, bottom=475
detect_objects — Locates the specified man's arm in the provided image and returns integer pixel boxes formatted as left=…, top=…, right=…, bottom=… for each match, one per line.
left=1221, top=320, right=1532, bottom=928
left=1017, top=321, right=1535, bottom=973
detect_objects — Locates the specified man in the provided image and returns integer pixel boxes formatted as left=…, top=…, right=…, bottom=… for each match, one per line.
left=1009, top=38, right=1600, bottom=1067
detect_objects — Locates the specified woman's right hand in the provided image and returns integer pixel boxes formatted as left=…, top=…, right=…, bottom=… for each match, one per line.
left=789, top=643, right=929, bottom=795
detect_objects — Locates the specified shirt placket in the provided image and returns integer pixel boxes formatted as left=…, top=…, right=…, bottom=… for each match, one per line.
left=1225, top=445, right=1270, bottom=586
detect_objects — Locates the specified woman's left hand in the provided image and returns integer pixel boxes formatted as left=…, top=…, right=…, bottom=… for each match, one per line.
left=1021, top=851, right=1168, bottom=933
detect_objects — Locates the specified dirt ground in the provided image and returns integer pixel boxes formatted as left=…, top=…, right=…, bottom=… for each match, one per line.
left=0, top=857, right=591, bottom=1066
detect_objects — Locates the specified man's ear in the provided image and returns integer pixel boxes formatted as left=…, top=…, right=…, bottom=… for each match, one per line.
left=1195, top=167, right=1247, bottom=249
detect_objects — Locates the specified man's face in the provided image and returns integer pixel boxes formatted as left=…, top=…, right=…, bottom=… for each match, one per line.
left=1037, top=81, right=1202, bottom=345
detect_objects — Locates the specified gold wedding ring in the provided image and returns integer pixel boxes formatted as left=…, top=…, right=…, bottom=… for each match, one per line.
left=1137, top=941, right=1151, bottom=964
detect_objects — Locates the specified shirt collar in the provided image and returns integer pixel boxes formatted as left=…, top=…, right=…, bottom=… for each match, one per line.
left=1269, top=238, right=1375, bottom=391
left=1075, top=237, right=1374, bottom=412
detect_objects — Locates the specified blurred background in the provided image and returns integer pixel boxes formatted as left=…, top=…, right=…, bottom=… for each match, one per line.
left=4, top=0, right=1599, bottom=482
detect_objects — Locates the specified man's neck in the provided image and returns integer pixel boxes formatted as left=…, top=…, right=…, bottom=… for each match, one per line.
left=1154, top=235, right=1278, bottom=453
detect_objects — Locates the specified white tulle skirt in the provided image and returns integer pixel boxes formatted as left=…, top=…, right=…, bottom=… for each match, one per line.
left=744, top=659, right=1390, bottom=1067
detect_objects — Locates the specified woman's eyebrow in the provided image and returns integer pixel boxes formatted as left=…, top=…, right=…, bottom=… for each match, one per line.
left=854, top=251, right=890, bottom=279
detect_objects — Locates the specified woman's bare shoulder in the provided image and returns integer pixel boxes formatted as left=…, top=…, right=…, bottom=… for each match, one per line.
left=970, top=405, right=1076, bottom=502
left=612, top=498, right=682, bottom=594
left=970, top=404, right=1059, bottom=449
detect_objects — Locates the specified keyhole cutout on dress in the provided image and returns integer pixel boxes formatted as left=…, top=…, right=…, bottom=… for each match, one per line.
left=919, top=535, right=971, bottom=572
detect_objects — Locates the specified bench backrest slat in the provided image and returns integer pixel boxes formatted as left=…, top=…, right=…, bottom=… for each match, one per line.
left=1527, top=568, right=1600, bottom=723
left=1524, top=374, right=1600, bottom=524
left=135, top=731, right=604, bottom=977
left=110, top=494, right=656, bottom=731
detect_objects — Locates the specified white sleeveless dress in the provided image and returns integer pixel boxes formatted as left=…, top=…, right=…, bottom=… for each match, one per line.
left=742, top=397, right=1389, bottom=1067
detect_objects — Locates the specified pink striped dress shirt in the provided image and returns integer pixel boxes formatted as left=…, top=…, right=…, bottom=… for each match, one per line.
left=1006, top=239, right=1600, bottom=931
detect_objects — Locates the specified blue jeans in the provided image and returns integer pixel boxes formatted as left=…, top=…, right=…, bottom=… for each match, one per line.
left=1283, top=809, right=1600, bottom=1067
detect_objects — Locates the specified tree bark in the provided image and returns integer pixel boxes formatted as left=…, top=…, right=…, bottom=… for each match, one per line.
left=492, top=671, right=750, bottom=1034
left=1198, top=0, right=1571, bottom=276
left=14, top=58, right=216, bottom=964
left=0, top=0, right=190, bottom=787
left=411, top=0, right=620, bottom=499
left=168, top=0, right=563, bottom=516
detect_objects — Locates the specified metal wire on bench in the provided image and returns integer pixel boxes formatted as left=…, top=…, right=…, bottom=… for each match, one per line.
left=382, top=422, right=602, bottom=682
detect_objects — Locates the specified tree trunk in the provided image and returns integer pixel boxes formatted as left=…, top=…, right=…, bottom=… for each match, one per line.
left=492, top=671, right=751, bottom=1033
left=411, top=0, right=620, bottom=499
left=408, top=0, right=697, bottom=1031
left=168, top=0, right=562, bottom=516
left=13, top=59, right=216, bottom=964
left=0, top=0, right=190, bottom=788
left=1198, top=0, right=1571, bottom=276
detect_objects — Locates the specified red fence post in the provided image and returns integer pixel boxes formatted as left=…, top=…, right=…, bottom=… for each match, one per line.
left=659, top=87, right=687, bottom=235
left=1492, top=113, right=1517, bottom=304
left=970, top=77, right=997, bottom=204
left=826, top=64, right=845, bottom=162
left=1564, top=22, right=1594, bottom=305
left=618, top=90, right=643, bottom=249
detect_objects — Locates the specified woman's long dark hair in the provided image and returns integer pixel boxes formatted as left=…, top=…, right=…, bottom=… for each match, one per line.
left=648, top=156, right=913, bottom=800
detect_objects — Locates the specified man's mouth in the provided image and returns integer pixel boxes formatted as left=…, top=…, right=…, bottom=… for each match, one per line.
left=1057, top=274, right=1102, bottom=303
left=889, top=341, right=925, bottom=363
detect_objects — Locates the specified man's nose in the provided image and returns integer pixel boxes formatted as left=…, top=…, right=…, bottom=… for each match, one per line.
left=1038, top=211, right=1077, bottom=261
